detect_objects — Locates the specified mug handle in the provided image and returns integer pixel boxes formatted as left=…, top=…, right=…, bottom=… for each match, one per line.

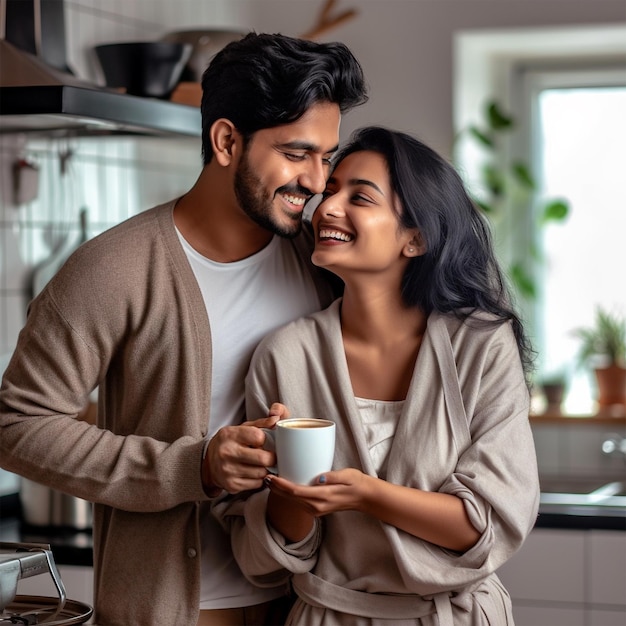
left=261, top=428, right=278, bottom=475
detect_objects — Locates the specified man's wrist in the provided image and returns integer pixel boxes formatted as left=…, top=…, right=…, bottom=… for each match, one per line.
left=201, top=439, right=222, bottom=497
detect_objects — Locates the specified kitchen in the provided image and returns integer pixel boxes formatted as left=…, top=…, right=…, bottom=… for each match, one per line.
left=1, top=1, right=625, bottom=624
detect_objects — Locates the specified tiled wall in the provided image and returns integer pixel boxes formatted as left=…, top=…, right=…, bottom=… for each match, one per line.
left=0, top=135, right=201, bottom=358
left=63, top=0, right=244, bottom=84
left=0, top=134, right=201, bottom=495
left=1, top=0, right=232, bottom=359
left=532, top=421, right=626, bottom=480
left=0, top=0, right=223, bottom=492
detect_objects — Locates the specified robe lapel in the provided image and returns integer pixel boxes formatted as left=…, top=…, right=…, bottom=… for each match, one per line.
left=427, top=313, right=471, bottom=455
left=385, top=312, right=471, bottom=489
left=321, top=300, right=380, bottom=477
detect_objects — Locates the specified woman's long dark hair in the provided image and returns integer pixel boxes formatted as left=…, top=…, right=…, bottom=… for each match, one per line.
left=334, top=126, right=535, bottom=382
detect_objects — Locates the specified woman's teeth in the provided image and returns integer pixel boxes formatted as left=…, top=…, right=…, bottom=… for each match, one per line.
left=319, top=229, right=354, bottom=242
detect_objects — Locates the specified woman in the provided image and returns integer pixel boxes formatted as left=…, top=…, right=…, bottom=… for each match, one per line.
left=214, top=127, right=540, bottom=625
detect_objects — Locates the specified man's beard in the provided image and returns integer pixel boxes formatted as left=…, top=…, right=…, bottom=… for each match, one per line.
left=234, top=150, right=307, bottom=239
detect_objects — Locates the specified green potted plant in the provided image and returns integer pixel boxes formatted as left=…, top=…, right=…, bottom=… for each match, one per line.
left=573, top=307, right=626, bottom=408
left=454, top=100, right=570, bottom=300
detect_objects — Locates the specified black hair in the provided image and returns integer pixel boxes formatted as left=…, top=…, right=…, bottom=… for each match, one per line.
left=333, top=126, right=535, bottom=382
left=200, top=32, right=368, bottom=164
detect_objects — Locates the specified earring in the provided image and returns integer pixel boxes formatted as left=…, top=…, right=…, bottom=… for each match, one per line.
left=408, top=247, right=414, bottom=253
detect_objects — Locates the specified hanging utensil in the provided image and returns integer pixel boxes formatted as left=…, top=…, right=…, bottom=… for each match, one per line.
left=30, top=207, right=89, bottom=298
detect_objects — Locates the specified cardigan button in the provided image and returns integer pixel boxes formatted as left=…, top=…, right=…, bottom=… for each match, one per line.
left=187, top=548, right=197, bottom=558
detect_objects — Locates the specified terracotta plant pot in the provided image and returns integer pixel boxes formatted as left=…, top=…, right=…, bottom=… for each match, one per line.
left=594, top=364, right=626, bottom=406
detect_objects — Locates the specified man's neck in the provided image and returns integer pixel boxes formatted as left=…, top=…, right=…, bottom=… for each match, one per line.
left=174, top=170, right=274, bottom=262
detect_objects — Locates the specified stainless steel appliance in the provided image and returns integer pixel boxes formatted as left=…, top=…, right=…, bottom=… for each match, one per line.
left=0, top=542, right=92, bottom=624
left=20, top=480, right=92, bottom=531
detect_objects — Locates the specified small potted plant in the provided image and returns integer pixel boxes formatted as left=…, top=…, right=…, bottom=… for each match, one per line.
left=573, top=307, right=626, bottom=408
left=539, top=372, right=568, bottom=414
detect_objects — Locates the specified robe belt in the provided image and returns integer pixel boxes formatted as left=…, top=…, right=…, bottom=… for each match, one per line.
left=292, top=572, right=455, bottom=625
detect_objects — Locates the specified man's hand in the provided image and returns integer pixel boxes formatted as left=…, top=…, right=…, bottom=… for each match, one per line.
left=201, top=403, right=290, bottom=495
left=265, top=402, right=290, bottom=421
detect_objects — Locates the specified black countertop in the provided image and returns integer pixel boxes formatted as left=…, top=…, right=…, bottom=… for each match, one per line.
left=1, top=492, right=624, bottom=569
left=536, top=509, right=626, bottom=531
left=0, top=494, right=93, bottom=566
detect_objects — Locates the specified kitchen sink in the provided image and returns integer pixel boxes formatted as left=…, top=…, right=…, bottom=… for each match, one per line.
left=539, top=475, right=626, bottom=516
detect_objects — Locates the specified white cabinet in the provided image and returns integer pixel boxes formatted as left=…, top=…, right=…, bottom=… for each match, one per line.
left=588, top=610, right=626, bottom=626
left=498, top=528, right=585, bottom=603
left=497, top=528, right=626, bottom=626
left=588, top=530, right=626, bottom=607
left=511, top=605, right=585, bottom=626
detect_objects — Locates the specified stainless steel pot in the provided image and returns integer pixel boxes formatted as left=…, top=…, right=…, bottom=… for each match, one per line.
left=1, top=542, right=93, bottom=624
left=20, top=480, right=92, bottom=531
left=161, top=29, right=245, bottom=82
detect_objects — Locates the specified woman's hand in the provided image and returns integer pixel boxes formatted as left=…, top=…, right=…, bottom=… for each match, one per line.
left=264, top=468, right=369, bottom=543
left=266, top=469, right=481, bottom=552
left=266, top=468, right=370, bottom=517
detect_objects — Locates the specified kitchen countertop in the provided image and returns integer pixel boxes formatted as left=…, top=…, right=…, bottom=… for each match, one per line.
left=535, top=507, right=626, bottom=531
left=2, top=490, right=624, bottom=569
left=0, top=494, right=93, bottom=567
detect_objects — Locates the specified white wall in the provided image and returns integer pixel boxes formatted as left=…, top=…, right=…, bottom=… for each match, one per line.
left=63, top=0, right=626, bottom=157
left=241, top=0, right=626, bottom=155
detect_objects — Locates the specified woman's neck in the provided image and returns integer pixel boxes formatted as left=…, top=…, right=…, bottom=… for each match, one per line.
left=340, top=284, right=428, bottom=401
left=340, top=285, right=427, bottom=346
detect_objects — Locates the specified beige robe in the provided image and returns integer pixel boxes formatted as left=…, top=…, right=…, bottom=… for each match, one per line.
left=214, top=300, right=540, bottom=625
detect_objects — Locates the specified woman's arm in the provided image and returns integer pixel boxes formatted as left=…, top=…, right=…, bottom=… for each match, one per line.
left=359, top=474, right=480, bottom=551
left=266, top=490, right=317, bottom=543
left=265, top=468, right=480, bottom=552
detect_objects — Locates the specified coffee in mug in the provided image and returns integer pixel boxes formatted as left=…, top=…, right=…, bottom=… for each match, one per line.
left=279, top=419, right=329, bottom=429
left=263, top=418, right=335, bottom=485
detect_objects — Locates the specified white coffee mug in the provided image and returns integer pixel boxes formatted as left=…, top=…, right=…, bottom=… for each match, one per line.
left=263, top=418, right=335, bottom=485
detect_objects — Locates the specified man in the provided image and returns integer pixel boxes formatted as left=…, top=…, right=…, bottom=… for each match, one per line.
left=0, top=32, right=367, bottom=625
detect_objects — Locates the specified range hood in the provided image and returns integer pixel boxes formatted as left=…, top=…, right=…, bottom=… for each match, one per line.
left=0, top=39, right=201, bottom=137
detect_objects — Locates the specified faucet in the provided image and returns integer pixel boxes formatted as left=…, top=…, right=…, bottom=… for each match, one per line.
left=601, top=433, right=626, bottom=457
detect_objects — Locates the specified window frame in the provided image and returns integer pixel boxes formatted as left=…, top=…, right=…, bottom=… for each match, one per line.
left=454, top=24, right=626, bottom=398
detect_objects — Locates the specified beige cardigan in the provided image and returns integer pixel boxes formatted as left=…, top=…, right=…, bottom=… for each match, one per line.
left=215, top=300, right=540, bottom=625
left=0, top=201, right=334, bottom=625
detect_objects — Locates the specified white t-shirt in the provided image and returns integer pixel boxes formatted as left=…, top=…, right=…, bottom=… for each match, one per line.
left=355, top=397, right=404, bottom=477
left=177, top=229, right=321, bottom=609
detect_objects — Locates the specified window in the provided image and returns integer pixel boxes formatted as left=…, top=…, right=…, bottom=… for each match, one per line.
left=516, top=67, right=626, bottom=413
left=454, top=25, right=626, bottom=415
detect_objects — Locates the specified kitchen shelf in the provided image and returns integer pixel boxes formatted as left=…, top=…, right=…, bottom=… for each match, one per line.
left=0, top=85, right=201, bottom=137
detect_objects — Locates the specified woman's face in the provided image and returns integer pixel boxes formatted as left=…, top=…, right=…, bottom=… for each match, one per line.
left=311, top=150, right=419, bottom=280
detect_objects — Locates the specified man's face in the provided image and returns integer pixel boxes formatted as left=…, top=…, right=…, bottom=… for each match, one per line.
left=234, top=101, right=341, bottom=238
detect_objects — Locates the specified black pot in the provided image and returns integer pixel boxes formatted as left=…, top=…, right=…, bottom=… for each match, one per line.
left=94, top=41, right=192, bottom=99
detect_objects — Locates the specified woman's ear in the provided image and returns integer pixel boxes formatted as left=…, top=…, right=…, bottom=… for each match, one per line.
left=404, top=232, right=427, bottom=258
left=210, top=118, right=238, bottom=166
